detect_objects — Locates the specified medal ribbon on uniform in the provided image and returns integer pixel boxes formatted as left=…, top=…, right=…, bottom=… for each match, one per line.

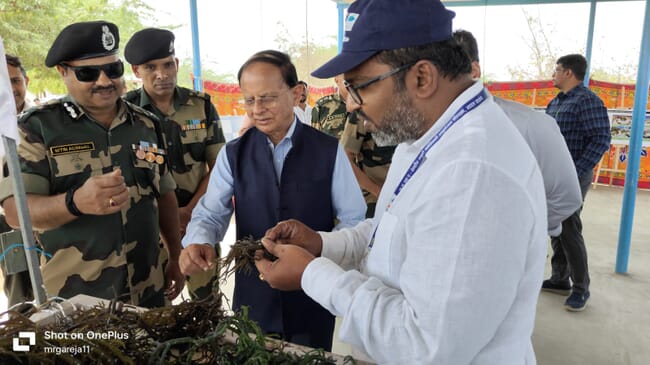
left=132, top=140, right=166, bottom=165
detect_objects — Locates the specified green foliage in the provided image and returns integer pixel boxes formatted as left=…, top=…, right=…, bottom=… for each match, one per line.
left=590, top=65, right=637, bottom=84
left=0, top=0, right=154, bottom=95
left=274, top=22, right=338, bottom=88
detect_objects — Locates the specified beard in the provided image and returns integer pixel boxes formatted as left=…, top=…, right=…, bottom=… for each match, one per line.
left=369, top=88, right=428, bottom=147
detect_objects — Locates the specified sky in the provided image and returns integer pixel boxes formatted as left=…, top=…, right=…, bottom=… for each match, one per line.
left=141, top=0, right=646, bottom=83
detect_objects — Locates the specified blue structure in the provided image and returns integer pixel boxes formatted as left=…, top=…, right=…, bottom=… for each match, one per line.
left=617, top=0, right=650, bottom=273
left=189, top=0, right=203, bottom=91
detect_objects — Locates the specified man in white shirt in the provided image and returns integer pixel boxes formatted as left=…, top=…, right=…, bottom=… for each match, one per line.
left=254, top=0, right=548, bottom=364
left=293, top=80, right=312, bottom=124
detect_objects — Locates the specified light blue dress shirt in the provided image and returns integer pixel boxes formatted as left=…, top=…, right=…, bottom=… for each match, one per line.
left=182, top=118, right=366, bottom=247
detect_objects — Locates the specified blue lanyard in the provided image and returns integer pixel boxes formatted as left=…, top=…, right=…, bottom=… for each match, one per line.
left=368, top=88, right=488, bottom=248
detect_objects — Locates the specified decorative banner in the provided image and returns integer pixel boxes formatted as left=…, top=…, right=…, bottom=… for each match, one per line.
left=201, top=78, right=649, bottom=117
left=200, top=77, right=650, bottom=189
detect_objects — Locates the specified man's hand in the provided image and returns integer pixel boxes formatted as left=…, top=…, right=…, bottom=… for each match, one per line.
left=178, top=206, right=192, bottom=235
left=74, top=169, right=129, bottom=215
left=164, top=259, right=185, bottom=300
left=254, top=238, right=315, bottom=291
left=264, top=219, right=323, bottom=256
left=179, top=243, right=217, bottom=276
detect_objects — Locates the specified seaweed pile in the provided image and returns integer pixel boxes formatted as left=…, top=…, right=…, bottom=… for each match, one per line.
left=0, top=295, right=355, bottom=364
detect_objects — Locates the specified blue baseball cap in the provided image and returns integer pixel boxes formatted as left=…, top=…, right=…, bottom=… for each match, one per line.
left=311, top=0, right=455, bottom=79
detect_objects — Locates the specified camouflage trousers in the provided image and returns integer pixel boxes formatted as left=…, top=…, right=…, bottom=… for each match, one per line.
left=2, top=271, right=33, bottom=306
left=185, top=245, right=220, bottom=301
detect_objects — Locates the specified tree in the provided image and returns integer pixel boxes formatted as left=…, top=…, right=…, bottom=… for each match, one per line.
left=505, top=7, right=638, bottom=84
left=273, top=22, right=338, bottom=88
left=0, top=0, right=154, bottom=95
left=507, top=7, right=559, bottom=81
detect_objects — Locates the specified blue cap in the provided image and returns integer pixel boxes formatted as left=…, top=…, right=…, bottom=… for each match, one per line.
left=311, top=0, right=455, bottom=79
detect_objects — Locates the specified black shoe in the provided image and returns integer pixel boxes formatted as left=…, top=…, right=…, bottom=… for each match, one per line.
left=564, top=291, right=590, bottom=312
left=541, top=279, right=571, bottom=295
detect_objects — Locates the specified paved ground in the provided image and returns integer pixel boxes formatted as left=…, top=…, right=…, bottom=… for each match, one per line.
left=2, top=185, right=648, bottom=364
left=534, top=185, right=650, bottom=365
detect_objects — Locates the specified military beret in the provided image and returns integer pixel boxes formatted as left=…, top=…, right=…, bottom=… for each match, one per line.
left=45, top=21, right=119, bottom=67
left=124, top=28, right=175, bottom=65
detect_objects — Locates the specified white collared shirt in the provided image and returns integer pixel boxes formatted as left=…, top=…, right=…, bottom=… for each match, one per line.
left=302, top=81, right=547, bottom=364
left=294, top=105, right=313, bottom=125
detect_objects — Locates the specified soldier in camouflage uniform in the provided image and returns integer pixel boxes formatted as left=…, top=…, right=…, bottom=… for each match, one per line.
left=311, top=75, right=355, bottom=139
left=0, top=21, right=184, bottom=308
left=124, top=28, right=226, bottom=301
left=312, top=75, right=395, bottom=217
left=340, top=116, right=396, bottom=218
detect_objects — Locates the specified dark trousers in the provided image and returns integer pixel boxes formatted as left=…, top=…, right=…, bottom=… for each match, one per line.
left=549, top=170, right=593, bottom=294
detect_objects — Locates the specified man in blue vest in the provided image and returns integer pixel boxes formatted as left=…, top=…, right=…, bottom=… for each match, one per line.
left=179, top=50, right=366, bottom=351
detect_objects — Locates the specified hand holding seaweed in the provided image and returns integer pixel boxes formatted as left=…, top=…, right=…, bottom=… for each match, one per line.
left=219, top=236, right=277, bottom=279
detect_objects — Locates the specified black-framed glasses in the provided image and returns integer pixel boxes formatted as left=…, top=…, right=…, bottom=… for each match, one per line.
left=61, top=60, right=124, bottom=82
left=344, top=62, right=415, bottom=105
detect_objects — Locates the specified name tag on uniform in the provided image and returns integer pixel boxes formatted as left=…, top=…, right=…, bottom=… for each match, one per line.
left=50, top=142, right=95, bottom=156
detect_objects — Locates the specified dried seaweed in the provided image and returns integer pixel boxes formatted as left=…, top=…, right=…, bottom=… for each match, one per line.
left=0, top=294, right=356, bottom=364
left=219, top=235, right=277, bottom=280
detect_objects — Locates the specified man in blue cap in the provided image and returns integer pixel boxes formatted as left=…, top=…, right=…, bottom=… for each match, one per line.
left=254, top=0, right=548, bottom=363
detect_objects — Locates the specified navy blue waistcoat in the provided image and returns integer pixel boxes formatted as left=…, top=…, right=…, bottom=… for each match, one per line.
left=226, top=121, right=337, bottom=340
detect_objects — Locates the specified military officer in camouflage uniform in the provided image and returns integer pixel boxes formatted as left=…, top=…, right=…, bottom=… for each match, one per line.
left=311, top=75, right=355, bottom=139
left=312, top=75, right=395, bottom=217
left=0, top=21, right=184, bottom=308
left=124, top=28, right=226, bottom=301
left=340, top=116, right=396, bottom=218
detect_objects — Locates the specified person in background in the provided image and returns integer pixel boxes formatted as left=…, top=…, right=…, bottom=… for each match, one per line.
left=124, top=28, right=226, bottom=301
left=453, top=29, right=582, bottom=237
left=0, top=20, right=184, bottom=308
left=311, top=75, right=356, bottom=140
left=5, top=54, right=34, bottom=113
left=1, top=53, right=34, bottom=306
left=293, top=80, right=312, bottom=124
left=339, top=107, right=395, bottom=218
left=543, top=53, right=611, bottom=311
left=179, top=50, right=365, bottom=351
left=254, top=0, right=547, bottom=363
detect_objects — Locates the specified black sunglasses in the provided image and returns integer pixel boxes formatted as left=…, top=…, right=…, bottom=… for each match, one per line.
left=61, top=60, right=124, bottom=82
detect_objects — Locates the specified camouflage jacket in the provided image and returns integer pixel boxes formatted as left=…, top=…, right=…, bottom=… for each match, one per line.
left=124, top=87, right=225, bottom=207
left=340, top=115, right=396, bottom=205
left=311, top=93, right=356, bottom=140
left=0, top=96, right=176, bottom=308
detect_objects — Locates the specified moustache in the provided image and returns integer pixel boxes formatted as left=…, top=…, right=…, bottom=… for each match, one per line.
left=91, top=85, right=116, bottom=93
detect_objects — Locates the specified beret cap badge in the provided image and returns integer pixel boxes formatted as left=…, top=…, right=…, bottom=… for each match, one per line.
left=102, top=25, right=116, bottom=51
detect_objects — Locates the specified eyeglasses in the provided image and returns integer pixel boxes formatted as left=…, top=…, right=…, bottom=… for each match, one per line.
left=240, top=90, right=288, bottom=111
left=344, top=62, right=415, bottom=105
left=61, top=60, right=124, bottom=82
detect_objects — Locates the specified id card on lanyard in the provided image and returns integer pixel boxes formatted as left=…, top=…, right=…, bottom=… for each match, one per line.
left=368, top=88, right=488, bottom=249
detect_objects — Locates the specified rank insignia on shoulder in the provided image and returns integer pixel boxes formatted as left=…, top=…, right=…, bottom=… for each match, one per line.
left=63, top=102, right=81, bottom=119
